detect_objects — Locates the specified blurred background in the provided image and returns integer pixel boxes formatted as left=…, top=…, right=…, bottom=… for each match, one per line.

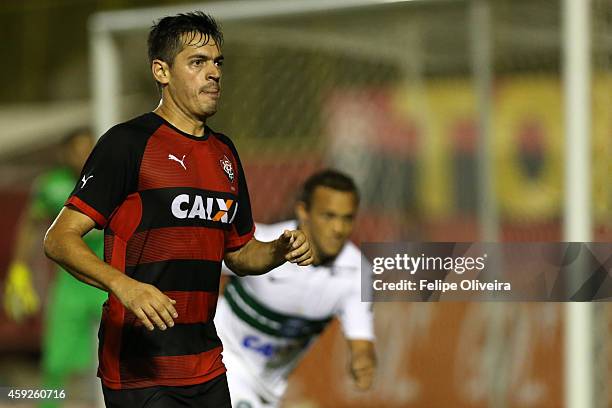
left=0, top=0, right=610, bottom=407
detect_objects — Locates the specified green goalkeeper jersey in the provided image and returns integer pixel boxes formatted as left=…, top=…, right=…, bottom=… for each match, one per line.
left=31, top=167, right=104, bottom=256
left=33, top=167, right=106, bottom=402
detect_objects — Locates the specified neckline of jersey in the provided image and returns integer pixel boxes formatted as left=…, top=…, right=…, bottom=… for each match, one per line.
left=150, top=112, right=211, bottom=141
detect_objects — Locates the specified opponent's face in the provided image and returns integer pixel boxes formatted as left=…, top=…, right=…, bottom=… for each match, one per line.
left=156, top=35, right=223, bottom=119
left=64, top=133, right=94, bottom=174
left=297, top=187, right=358, bottom=261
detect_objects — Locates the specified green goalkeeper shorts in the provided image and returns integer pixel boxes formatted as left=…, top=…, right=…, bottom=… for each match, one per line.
left=42, top=269, right=107, bottom=375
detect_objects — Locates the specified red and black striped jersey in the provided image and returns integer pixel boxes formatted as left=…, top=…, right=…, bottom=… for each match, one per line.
left=65, top=112, right=255, bottom=390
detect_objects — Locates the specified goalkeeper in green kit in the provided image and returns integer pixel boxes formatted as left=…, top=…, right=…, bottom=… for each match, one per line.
left=3, top=128, right=106, bottom=408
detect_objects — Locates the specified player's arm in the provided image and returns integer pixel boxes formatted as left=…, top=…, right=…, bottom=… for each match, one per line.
left=348, top=339, right=376, bottom=390
left=44, top=206, right=178, bottom=331
left=339, top=256, right=376, bottom=390
left=224, top=229, right=313, bottom=276
left=218, top=137, right=315, bottom=275
left=43, top=208, right=107, bottom=290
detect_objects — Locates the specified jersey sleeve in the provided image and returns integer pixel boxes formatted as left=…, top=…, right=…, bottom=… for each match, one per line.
left=65, top=126, right=139, bottom=229
left=337, top=259, right=375, bottom=341
left=223, top=139, right=255, bottom=251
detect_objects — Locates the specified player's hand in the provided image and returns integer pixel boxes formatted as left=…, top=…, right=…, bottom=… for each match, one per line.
left=350, top=349, right=376, bottom=390
left=276, top=229, right=314, bottom=266
left=3, top=262, right=40, bottom=322
left=112, top=276, right=178, bottom=331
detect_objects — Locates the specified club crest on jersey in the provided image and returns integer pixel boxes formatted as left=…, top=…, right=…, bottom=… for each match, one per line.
left=220, top=155, right=234, bottom=182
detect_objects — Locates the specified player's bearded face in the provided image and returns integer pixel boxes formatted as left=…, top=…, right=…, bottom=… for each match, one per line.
left=167, top=36, right=222, bottom=119
left=298, top=187, right=357, bottom=260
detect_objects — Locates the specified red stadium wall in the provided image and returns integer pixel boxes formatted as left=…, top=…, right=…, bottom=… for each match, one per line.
left=285, top=304, right=564, bottom=408
left=0, top=189, right=43, bottom=351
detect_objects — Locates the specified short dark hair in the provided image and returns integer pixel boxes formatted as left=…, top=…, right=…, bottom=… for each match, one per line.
left=148, top=11, right=223, bottom=67
left=300, top=169, right=360, bottom=208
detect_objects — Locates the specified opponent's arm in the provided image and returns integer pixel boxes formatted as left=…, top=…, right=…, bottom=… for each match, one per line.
left=348, top=339, right=376, bottom=390
left=224, top=229, right=313, bottom=276
left=44, top=206, right=178, bottom=331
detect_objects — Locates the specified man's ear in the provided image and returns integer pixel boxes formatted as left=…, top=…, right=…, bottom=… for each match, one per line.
left=295, top=201, right=309, bottom=224
left=152, top=59, right=171, bottom=86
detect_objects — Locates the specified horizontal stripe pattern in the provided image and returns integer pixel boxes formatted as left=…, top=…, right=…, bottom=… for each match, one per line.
left=120, top=321, right=221, bottom=358
left=126, top=260, right=221, bottom=292
left=122, top=291, right=218, bottom=326
left=126, top=227, right=225, bottom=266
left=86, top=113, right=253, bottom=390
left=166, top=291, right=219, bottom=324
left=138, top=124, right=239, bottom=193
left=117, top=347, right=225, bottom=388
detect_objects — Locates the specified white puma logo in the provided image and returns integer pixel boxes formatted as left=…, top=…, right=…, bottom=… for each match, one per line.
left=168, top=154, right=187, bottom=170
left=81, top=174, right=93, bottom=188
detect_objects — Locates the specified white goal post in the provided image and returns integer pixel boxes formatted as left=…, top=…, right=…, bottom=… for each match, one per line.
left=88, top=1, right=595, bottom=407
left=562, top=0, right=594, bottom=407
left=88, top=0, right=417, bottom=136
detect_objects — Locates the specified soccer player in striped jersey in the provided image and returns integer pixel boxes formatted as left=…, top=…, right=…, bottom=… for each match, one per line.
left=43, top=12, right=312, bottom=408
left=216, top=170, right=376, bottom=408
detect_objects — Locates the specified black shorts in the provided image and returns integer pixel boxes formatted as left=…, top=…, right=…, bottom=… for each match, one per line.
left=102, top=374, right=231, bottom=408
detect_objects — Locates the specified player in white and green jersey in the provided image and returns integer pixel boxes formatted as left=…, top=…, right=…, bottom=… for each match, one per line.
left=215, top=170, right=375, bottom=408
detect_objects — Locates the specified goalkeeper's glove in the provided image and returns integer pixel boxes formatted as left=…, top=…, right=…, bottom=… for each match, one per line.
left=3, top=261, right=39, bottom=322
